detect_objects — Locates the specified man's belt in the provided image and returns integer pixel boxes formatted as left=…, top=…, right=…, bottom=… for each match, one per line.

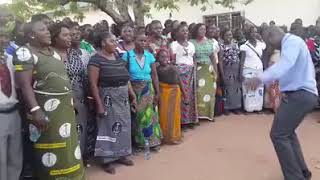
left=0, top=103, right=18, bottom=114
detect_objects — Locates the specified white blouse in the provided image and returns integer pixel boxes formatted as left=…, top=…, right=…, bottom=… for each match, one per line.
left=170, top=41, right=195, bottom=66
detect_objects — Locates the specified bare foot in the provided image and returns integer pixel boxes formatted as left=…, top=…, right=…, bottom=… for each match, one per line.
left=117, top=157, right=134, bottom=166
left=103, top=164, right=116, bottom=174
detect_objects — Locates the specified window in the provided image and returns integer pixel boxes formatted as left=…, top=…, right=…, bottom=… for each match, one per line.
left=203, top=11, right=243, bottom=30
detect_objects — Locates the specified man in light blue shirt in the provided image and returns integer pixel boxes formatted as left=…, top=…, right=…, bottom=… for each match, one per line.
left=246, top=26, right=318, bottom=180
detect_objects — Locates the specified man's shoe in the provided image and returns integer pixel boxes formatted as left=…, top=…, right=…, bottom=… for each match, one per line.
left=303, top=170, right=312, bottom=180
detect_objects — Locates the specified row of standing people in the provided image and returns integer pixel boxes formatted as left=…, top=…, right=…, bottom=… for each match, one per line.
left=0, top=11, right=282, bottom=180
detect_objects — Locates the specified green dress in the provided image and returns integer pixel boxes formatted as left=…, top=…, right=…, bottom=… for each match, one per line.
left=13, top=46, right=85, bottom=180
left=190, top=39, right=217, bottom=121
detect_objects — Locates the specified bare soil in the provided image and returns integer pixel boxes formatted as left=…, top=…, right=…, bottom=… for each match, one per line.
left=86, top=112, right=320, bottom=180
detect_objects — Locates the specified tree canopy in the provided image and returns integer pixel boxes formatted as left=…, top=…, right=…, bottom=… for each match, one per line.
left=4, top=0, right=254, bottom=25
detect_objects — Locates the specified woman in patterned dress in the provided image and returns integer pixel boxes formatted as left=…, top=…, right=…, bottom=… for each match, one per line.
left=14, top=20, right=85, bottom=180
left=88, top=32, right=136, bottom=174
left=122, top=32, right=162, bottom=151
left=117, top=24, right=135, bottom=58
left=190, top=23, right=218, bottom=122
left=170, top=24, right=198, bottom=128
left=147, top=20, right=168, bottom=55
left=50, top=22, right=90, bottom=160
left=219, top=28, right=243, bottom=114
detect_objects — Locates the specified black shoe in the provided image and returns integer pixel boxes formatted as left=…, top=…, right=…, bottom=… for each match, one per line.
left=303, top=170, right=312, bottom=180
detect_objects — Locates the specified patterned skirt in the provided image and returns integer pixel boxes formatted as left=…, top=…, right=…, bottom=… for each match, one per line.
left=30, top=92, right=85, bottom=180
left=242, top=67, right=264, bottom=112
left=264, top=81, right=281, bottom=112
left=94, top=85, right=132, bottom=164
left=196, top=63, right=216, bottom=121
left=131, top=81, right=162, bottom=148
left=222, top=61, right=242, bottom=110
left=176, top=64, right=198, bottom=125
left=159, top=82, right=182, bottom=144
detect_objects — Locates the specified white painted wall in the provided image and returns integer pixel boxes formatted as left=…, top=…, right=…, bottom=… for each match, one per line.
left=81, top=0, right=320, bottom=26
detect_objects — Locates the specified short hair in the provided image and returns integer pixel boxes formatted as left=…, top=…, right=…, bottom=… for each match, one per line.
left=80, top=24, right=91, bottom=31
left=156, top=48, right=169, bottom=61
left=120, top=23, right=134, bottom=33
left=67, top=21, right=80, bottom=29
left=245, top=26, right=257, bottom=39
left=150, top=20, right=162, bottom=30
left=191, top=23, right=205, bottom=39
left=93, top=31, right=113, bottom=49
left=11, top=20, right=24, bottom=39
left=164, top=19, right=173, bottom=27
left=134, top=30, right=146, bottom=40
left=31, top=14, right=50, bottom=22
left=177, top=24, right=188, bottom=32
left=48, top=22, right=70, bottom=46
left=180, top=21, right=188, bottom=26
left=221, top=28, right=232, bottom=39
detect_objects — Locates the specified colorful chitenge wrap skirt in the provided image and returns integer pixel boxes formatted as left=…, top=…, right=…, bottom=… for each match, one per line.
left=29, top=92, right=85, bottom=180
left=176, top=64, right=198, bottom=125
left=131, top=81, right=162, bottom=147
left=159, top=82, right=182, bottom=144
left=196, top=62, right=217, bottom=121
left=264, top=81, right=281, bottom=113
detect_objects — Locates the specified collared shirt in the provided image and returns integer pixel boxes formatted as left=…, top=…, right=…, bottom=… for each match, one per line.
left=122, top=50, right=156, bottom=81
left=0, top=53, right=18, bottom=109
left=260, top=34, right=318, bottom=96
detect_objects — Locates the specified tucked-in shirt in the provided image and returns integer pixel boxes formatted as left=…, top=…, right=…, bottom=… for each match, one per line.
left=0, top=53, right=18, bottom=108
left=240, top=41, right=266, bottom=70
left=260, top=34, right=318, bottom=96
left=122, top=50, right=156, bottom=81
left=170, top=41, right=195, bottom=66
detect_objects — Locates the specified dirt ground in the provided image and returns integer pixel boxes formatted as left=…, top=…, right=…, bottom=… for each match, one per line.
left=86, top=112, right=320, bottom=180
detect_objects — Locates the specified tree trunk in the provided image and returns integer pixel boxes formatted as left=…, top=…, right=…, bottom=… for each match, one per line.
left=61, top=0, right=145, bottom=26
left=133, top=0, right=145, bottom=27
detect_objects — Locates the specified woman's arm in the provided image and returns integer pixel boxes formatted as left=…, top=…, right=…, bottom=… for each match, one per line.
left=88, top=65, right=104, bottom=115
left=128, top=82, right=137, bottom=112
left=16, top=70, right=48, bottom=131
left=151, top=63, right=160, bottom=106
left=210, top=52, right=218, bottom=79
left=239, top=51, right=246, bottom=82
left=217, top=51, right=225, bottom=85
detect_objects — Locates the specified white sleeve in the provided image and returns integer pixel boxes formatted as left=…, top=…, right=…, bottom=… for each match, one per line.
left=170, top=41, right=177, bottom=53
left=189, top=42, right=196, bottom=56
left=240, top=44, right=247, bottom=51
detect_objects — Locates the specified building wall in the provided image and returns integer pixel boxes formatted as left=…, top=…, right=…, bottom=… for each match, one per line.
left=81, top=0, right=320, bottom=26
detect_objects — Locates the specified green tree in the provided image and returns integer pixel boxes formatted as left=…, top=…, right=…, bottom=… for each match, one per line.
left=4, top=0, right=254, bottom=25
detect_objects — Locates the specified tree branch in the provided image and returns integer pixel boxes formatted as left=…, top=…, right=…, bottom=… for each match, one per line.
left=115, top=0, right=132, bottom=23
left=58, top=0, right=126, bottom=24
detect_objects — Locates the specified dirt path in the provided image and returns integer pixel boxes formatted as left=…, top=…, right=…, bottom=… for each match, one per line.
left=86, top=112, right=320, bottom=180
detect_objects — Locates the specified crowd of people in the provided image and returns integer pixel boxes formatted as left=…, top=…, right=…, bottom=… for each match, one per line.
left=0, top=6, right=320, bottom=180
